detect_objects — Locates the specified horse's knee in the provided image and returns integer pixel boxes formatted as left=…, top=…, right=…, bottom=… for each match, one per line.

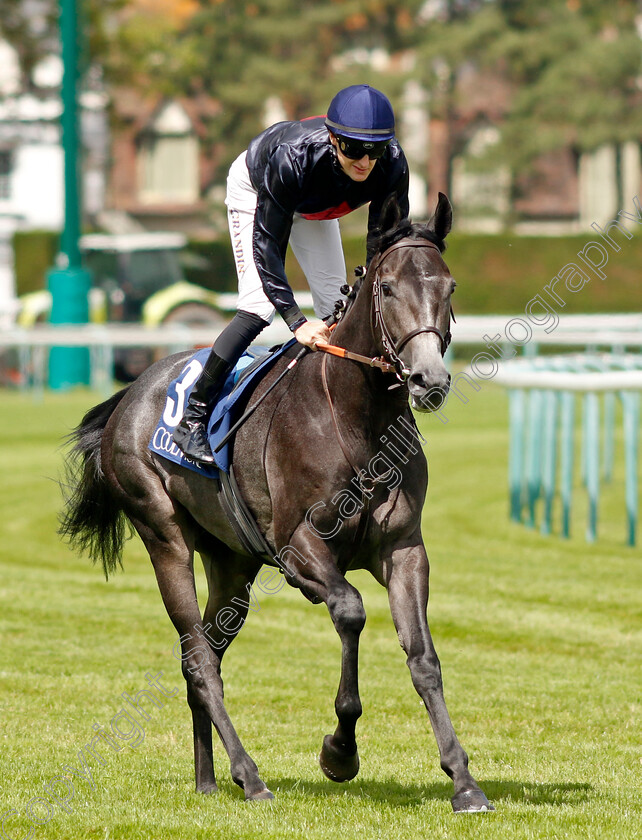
left=343, top=604, right=366, bottom=636
left=329, top=590, right=366, bottom=636
left=406, top=651, right=443, bottom=695
left=182, top=656, right=223, bottom=700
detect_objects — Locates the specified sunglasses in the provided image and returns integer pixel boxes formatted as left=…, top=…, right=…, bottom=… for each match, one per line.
left=336, top=136, right=391, bottom=160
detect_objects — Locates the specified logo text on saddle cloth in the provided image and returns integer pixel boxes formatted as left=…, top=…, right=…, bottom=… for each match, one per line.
left=149, top=342, right=296, bottom=477
left=149, top=354, right=218, bottom=476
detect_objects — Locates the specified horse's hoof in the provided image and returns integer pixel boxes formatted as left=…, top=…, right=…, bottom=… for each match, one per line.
left=319, top=734, right=360, bottom=782
left=245, top=787, right=274, bottom=802
left=451, top=788, right=494, bottom=813
left=196, top=783, right=218, bottom=795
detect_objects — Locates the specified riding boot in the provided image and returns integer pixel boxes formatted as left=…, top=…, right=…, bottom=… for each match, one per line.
left=172, top=350, right=231, bottom=464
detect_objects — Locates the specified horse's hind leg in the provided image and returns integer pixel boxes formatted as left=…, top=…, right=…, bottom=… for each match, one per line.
left=131, top=509, right=271, bottom=801
left=189, top=545, right=264, bottom=796
left=386, top=543, right=493, bottom=812
left=189, top=701, right=217, bottom=794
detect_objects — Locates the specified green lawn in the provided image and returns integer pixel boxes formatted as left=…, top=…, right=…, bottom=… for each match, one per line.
left=0, top=383, right=640, bottom=840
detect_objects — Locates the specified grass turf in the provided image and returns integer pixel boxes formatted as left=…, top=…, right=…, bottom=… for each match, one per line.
left=0, top=383, right=640, bottom=839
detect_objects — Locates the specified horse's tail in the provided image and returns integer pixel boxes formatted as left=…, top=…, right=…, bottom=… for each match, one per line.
left=59, top=386, right=132, bottom=579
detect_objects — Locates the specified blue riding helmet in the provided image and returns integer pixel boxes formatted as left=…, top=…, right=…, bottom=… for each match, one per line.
left=325, top=84, right=395, bottom=142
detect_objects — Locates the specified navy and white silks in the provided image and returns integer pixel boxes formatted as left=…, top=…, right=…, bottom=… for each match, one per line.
left=225, top=116, right=410, bottom=331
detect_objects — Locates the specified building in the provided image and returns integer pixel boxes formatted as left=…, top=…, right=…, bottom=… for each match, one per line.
left=426, top=63, right=642, bottom=234
left=0, top=37, right=108, bottom=324
left=106, top=91, right=221, bottom=238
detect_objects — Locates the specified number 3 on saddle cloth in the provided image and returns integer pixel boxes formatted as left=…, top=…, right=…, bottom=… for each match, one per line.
left=149, top=338, right=298, bottom=477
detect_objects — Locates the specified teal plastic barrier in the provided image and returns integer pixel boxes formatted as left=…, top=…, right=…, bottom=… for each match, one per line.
left=500, top=354, right=641, bottom=547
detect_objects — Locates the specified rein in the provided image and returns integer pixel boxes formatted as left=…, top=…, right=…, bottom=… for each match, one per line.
left=316, top=236, right=452, bottom=501
left=314, top=341, right=397, bottom=375
left=320, top=352, right=407, bottom=498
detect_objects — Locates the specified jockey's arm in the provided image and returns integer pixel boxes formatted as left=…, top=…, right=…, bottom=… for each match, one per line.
left=253, top=151, right=310, bottom=330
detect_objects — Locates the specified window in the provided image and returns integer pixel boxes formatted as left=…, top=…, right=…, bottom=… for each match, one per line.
left=451, top=122, right=509, bottom=232
left=137, top=103, right=199, bottom=205
left=0, top=150, right=12, bottom=200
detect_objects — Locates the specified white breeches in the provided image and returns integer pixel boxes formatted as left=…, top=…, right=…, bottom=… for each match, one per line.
left=225, top=151, right=346, bottom=322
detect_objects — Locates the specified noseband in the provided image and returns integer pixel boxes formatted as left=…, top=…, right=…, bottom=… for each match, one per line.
left=371, top=238, right=453, bottom=379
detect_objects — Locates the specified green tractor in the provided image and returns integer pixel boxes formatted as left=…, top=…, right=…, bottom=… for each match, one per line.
left=18, top=232, right=228, bottom=381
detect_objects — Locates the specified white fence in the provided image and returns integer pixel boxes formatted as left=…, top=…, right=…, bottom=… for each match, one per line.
left=1, top=313, right=642, bottom=396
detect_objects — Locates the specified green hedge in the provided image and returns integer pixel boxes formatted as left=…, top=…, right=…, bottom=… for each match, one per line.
left=15, top=228, right=641, bottom=314
left=12, top=232, right=237, bottom=297
left=336, top=231, right=642, bottom=315
left=440, top=231, right=642, bottom=314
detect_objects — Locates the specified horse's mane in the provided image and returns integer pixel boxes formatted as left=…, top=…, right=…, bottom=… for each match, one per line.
left=333, top=211, right=446, bottom=321
left=370, top=216, right=447, bottom=256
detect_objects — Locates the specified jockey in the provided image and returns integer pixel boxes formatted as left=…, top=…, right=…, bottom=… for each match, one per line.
left=173, top=83, right=410, bottom=464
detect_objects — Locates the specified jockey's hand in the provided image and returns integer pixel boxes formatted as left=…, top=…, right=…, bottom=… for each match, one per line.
left=294, top=319, right=331, bottom=350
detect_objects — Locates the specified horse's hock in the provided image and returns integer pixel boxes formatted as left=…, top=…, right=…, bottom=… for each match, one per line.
left=495, top=353, right=641, bottom=546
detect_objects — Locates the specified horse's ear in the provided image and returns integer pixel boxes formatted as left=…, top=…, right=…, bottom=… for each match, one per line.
left=379, top=194, right=404, bottom=234
left=428, top=192, right=453, bottom=242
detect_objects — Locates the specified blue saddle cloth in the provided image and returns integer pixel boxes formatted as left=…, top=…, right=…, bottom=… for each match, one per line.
left=149, top=339, right=297, bottom=477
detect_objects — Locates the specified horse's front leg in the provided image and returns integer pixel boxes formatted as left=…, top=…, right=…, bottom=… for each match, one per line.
left=386, top=542, right=493, bottom=812
left=285, top=525, right=365, bottom=783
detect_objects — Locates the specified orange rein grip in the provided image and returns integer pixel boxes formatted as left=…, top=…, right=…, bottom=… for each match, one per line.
left=314, top=342, right=346, bottom=359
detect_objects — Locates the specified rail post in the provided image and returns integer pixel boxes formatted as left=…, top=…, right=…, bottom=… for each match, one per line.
left=47, top=0, right=91, bottom=389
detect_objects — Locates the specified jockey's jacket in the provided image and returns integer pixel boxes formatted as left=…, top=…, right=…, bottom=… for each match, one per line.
left=245, top=116, right=410, bottom=330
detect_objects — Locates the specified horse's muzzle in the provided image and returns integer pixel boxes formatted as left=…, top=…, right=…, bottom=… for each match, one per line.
left=408, top=370, right=451, bottom=413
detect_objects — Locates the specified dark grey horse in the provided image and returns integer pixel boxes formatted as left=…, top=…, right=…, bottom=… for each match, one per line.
left=60, top=195, right=493, bottom=812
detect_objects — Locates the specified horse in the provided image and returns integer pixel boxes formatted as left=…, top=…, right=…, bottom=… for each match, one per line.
left=59, top=194, right=493, bottom=812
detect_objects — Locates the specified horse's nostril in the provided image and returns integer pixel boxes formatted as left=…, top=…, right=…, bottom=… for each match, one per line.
left=409, top=371, right=450, bottom=393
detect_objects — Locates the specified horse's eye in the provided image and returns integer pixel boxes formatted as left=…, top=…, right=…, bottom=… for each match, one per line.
left=380, top=283, right=392, bottom=296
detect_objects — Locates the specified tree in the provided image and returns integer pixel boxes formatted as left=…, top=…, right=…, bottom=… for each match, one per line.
left=2, top=1, right=431, bottom=185
left=0, top=1, right=131, bottom=93
left=416, top=0, right=642, bottom=170
left=496, top=0, right=642, bottom=165
left=0, top=0, right=58, bottom=91
left=165, top=0, right=426, bottom=170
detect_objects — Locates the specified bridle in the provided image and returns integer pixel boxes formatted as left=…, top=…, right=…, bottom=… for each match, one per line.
left=318, top=236, right=454, bottom=383
left=370, top=238, right=453, bottom=380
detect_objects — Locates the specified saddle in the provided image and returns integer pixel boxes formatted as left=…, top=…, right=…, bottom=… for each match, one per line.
left=149, top=340, right=298, bottom=565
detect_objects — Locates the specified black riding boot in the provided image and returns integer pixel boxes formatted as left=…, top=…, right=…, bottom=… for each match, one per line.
left=172, top=350, right=231, bottom=464
left=173, top=311, right=269, bottom=464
